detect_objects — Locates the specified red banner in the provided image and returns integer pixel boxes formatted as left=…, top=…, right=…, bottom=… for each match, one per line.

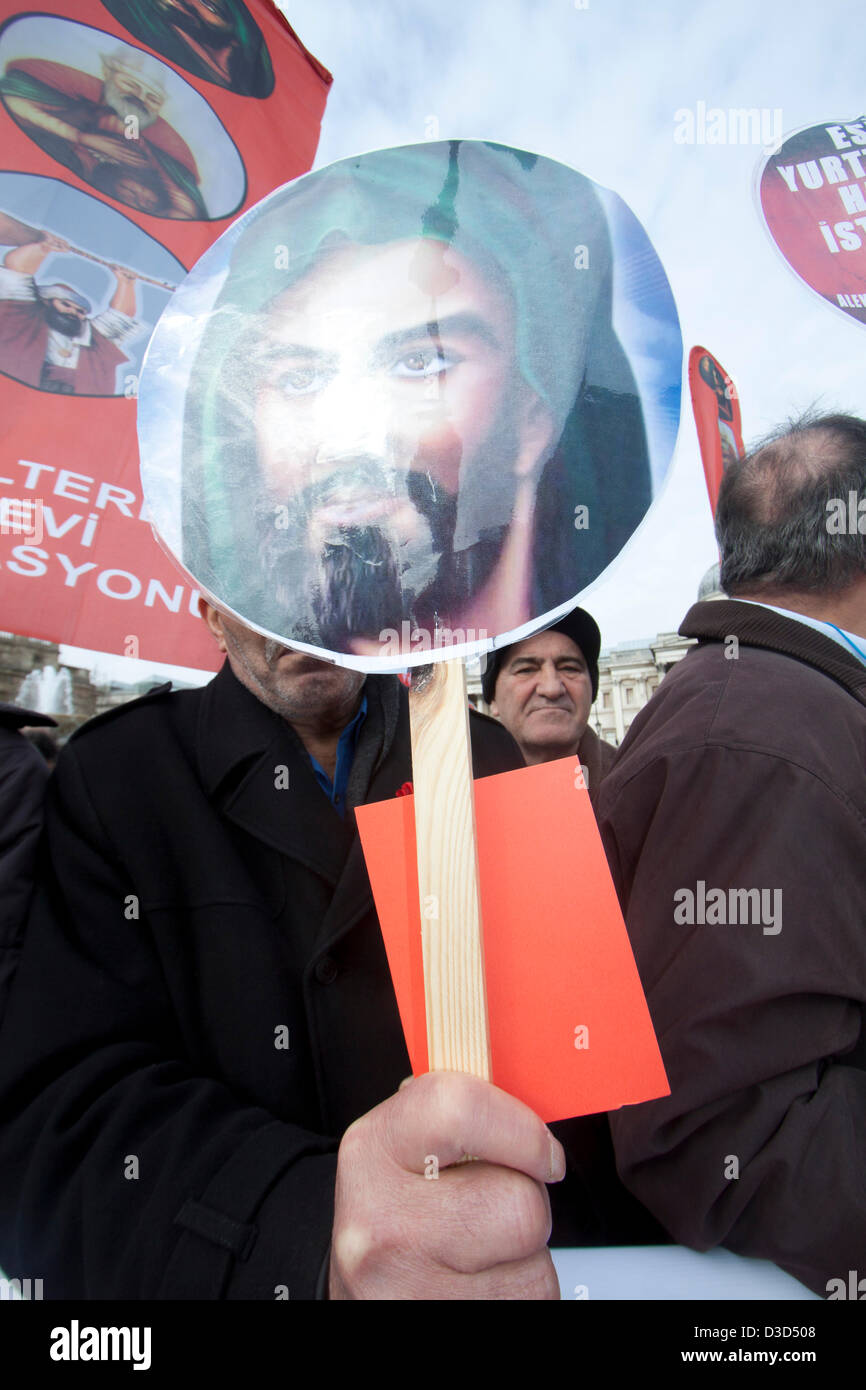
left=759, top=115, right=866, bottom=327
left=0, top=1, right=330, bottom=669
left=688, top=345, right=744, bottom=518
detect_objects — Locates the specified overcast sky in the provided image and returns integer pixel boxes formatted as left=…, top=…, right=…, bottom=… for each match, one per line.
left=64, top=0, right=865, bottom=682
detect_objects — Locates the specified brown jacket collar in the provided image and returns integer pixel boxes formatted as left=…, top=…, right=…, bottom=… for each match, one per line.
left=679, top=600, right=866, bottom=708
left=577, top=723, right=617, bottom=804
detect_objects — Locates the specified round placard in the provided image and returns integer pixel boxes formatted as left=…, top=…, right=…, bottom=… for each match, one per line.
left=759, top=114, right=866, bottom=327
left=139, top=139, right=681, bottom=669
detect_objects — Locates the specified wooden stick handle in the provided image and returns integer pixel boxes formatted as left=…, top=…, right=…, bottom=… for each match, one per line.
left=64, top=245, right=178, bottom=292
left=409, top=659, right=491, bottom=1079
left=0, top=210, right=178, bottom=290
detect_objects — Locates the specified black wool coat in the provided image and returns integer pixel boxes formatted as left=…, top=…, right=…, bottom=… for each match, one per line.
left=0, top=662, right=659, bottom=1300
left=0, top=703, right=54, bottom=1025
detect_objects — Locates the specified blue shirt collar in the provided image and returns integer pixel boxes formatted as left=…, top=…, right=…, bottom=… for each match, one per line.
left=308, top=693, right=368, bottom=817
left=736, top=599, right=866, bottom=668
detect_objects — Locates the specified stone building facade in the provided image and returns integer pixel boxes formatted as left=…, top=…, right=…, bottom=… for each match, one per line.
left=591, top=631, right=692, bottom=746
left=475, top=562, right=725, bottom=744
left=588, top=563, right=725, bottom=746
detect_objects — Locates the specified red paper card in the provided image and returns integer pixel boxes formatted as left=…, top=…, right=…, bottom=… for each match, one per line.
left=356, top=758, right=669, bottom=1123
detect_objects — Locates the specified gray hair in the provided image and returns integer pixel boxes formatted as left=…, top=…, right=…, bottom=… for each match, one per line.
left=716, top=411, right=866, bottom=595
left=101, top=46, right=166, bottom=93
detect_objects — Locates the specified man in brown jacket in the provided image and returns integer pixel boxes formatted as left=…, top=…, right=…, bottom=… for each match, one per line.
left=598, top=412, right=866, bottom=1297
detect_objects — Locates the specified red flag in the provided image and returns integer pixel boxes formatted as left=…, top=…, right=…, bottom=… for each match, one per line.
left=688, top=346, right=744, bottom=517
left=0, top=1, right=330, bottom=668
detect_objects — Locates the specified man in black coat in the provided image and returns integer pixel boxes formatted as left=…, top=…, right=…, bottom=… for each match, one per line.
left=0, top=604, right=655, bottom=1299
left=0, top=702, right=56, bottom=1024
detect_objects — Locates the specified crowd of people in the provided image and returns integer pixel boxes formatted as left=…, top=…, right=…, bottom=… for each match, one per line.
left=0, top=410, right=863, bottom=1299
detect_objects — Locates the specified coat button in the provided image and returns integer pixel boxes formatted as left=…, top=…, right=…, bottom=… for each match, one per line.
left=315, top=955, right=338, bottom=985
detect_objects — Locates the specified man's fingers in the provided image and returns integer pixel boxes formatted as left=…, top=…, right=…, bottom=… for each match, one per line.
left=332, top=1075, right=563, bottom=1299
left=378, top=1071, right=565, bottom=1183
left=452, top=1248, right=560, bottom=1301
left=336, top=1244, right=560, bottom=1302
left=425, top=1162, right=553, bottom=1273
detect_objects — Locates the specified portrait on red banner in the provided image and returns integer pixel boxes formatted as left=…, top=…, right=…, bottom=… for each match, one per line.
left=100, top=0, right=274, bottom=98
left=0, top=0, right=332, bottom=670
left=0, top=13, right=246, bottom=220
left=0, top=230, right=143, bottom=394
left=0, top=171, right=179, bottom=395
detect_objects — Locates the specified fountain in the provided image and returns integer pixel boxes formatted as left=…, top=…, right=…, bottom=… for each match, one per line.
left=17, top=665, right=74, bottom=716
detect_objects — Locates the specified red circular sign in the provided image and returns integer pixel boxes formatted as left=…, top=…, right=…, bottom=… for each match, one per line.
left=760, top=115, right=866, bottom=325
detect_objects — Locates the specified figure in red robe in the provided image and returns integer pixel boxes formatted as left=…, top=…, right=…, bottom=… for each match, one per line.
left=0, top=235, right=144, bottom=395
left=0, top=48, right=207, bottom=221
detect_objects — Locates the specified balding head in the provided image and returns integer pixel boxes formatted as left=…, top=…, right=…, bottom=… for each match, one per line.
left=716, top=412, right=866, bottom=597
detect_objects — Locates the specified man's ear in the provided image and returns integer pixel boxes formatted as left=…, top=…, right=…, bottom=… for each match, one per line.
left=489, top=700, right=500, bottom=718
left=199, top=598, right=228, bottom=652
left=514, top=390, right=557, bottom=481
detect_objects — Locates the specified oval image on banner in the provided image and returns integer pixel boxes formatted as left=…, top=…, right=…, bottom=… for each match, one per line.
left=139, top=140, right=682, bottom=671
left=0, top=13, right=246, bottom=221
left=759, top=115, right=866, bottom=326
left=0, top=170, right=185, bottom=396
left=100, top=0, right=274, bottom=99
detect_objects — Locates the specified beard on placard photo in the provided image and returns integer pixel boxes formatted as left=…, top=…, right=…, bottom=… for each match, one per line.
left=101, top=73, right=161, bottom=130
left=246, top=455, right=511, bottom=654
left=41, top=302, right=87, bottom=336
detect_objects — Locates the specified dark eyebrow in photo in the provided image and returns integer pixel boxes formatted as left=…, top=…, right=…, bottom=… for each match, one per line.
left=249, top=339, right=337, bottom=369
left=374, top=313, right=502, bottom=360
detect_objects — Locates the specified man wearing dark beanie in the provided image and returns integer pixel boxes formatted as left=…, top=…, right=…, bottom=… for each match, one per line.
left=482, top=607, right=616, bottom=803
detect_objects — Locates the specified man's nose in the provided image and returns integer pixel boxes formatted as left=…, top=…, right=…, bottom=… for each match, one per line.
left=535, top=663, right=567, bottom=698
left=311, top=375, right=393, bottom=466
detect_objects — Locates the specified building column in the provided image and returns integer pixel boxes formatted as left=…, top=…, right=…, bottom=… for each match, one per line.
left=611, top=678, right=625, bottom=744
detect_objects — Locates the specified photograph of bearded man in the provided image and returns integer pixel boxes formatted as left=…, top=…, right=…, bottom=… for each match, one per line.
left=142, top=140, right=676, bottom=663
left=0, top=233, right=144, bottom=395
